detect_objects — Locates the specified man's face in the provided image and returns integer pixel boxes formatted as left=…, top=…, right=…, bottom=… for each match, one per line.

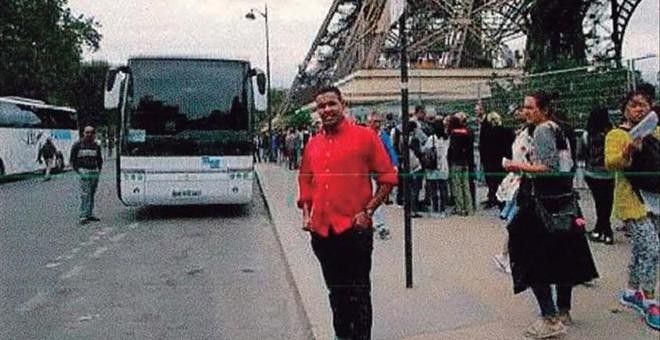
left=83, top=127, right=95, bottom=141
left=367, top=115, right=383, bottom=132
left=315, top=92, right=345, bottom=129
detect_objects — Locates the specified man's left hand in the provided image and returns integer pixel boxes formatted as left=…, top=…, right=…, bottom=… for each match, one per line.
left=353, top=211, right=372, bottom=229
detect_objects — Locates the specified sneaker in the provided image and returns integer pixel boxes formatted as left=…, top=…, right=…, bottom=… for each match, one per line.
left=374, top=225, right=391, bottom=240
left=79, top=218, right=90, bottom=225
left=620, top=290, right=646, bottom=314
left=524, top=317, right=566, bottom=338
left=87, top=216, right=101, bottom=222
left=588, top=231, right=602, bottom=242
left=644, top=304, right=660, bottom=331
left=558, top=311, right=573, bottom=326
left=493, top=254, right=511, bottom=274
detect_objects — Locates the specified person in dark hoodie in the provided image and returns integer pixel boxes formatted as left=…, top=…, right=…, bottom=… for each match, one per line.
left=479, top=111, right=515, bottom=209
left=447, top=114, right=474, bottom=216
left=70, top=125, right=103, bottom=225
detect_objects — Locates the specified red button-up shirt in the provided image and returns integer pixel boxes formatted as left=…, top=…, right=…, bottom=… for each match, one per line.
left=297, top=120, right=398, bottom=237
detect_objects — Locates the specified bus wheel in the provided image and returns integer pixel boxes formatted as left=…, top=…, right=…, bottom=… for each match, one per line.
left=55, top=154, right=64, bottom=173
left=0, top=159, right=5, bottom=176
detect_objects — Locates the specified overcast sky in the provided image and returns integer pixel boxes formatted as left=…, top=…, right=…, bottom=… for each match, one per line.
left=69, top=0, right=659, bottom=89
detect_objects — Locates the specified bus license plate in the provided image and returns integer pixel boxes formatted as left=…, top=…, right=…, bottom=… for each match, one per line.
left=172, top=189, right=202, bottom=198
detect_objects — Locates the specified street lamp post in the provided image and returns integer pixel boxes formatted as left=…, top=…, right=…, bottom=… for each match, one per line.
left=246, top=4, right=272, bottom=162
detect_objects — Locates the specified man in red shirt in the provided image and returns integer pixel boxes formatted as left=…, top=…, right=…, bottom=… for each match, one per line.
left=298, top=86, right=398, bottom=340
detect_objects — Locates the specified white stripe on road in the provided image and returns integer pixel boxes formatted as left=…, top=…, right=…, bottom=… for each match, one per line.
left=17, top=291, right=49, bottom=312
left=60, top=265, right=84, bottom=279
left=46, top=262, right=62, bottom=269
left=91, top=247, right=108, bottom=258
left=110, top=233, right=127, bottom=242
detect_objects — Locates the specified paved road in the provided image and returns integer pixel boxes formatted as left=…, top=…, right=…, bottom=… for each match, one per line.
left=0, top=167, right=312, bottom=339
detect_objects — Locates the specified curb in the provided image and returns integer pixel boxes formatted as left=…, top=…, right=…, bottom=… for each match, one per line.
left=255, top=166, right=330, bottom=339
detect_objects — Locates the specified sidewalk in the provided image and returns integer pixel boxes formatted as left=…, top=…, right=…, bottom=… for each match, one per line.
left=255, top=163, right=657, bottom=340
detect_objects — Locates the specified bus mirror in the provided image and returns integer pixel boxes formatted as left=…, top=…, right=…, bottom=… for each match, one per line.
left=256, top=73, right=266, bottom=95
left=104, top=70, right=122, bottom=110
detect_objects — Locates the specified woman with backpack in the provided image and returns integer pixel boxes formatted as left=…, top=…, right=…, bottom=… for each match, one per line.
left=422, top=118, right=450, bottom=218
left=605, top=89, right=659, bottom=331
left=584, top=107, right=615, bottom=245
left=504, top=91, right=598, bottom=339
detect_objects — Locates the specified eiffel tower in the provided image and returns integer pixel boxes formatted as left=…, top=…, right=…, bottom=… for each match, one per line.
left=280, top=0, right=645, bottom=114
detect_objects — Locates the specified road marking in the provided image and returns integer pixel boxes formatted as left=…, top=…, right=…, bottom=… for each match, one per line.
left=61, top=265, right=84, bottom=279
left=17, top=291, right=49, bottom=312
left=46, top=262, right=62, bottom=269
left=91, top=247, right=109, bottom=258
left=110, top=233, right=127, bottom=242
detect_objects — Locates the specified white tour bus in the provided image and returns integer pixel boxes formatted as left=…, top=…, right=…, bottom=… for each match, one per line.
left=0, top=97, right=78, bottom=177
left=104, top=57, right=266, bottom=206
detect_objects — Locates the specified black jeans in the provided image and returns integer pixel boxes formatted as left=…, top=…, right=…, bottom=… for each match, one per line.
left=311, top=228, right=374, bottom=340
left=411, top=170, right=424, bottom=212
left=485, top=172, right=504, bottom=203
left=531, top=284, right=573, bottom=317
left=426, top=179, right=448, bottom=212
left=585, top=176, right=614, bottom=237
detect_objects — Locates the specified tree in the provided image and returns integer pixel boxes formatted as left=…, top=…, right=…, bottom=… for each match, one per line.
left=526, top=0, right=588, bottom=73
left=71, top=61, right=110, bottom=127
left=0, top=0, right=101, bottom=104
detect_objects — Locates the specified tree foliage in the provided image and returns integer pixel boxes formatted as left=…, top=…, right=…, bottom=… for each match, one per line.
left=526, top=0, right=588, bottom=73
left=72, top=61, right=111, bottom=127
left=0, top=0, right=101, bottom=104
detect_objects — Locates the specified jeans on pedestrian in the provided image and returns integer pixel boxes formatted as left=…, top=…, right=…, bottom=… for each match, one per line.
left=79, top=170, right=100, bottom=219
left=450, top=165, right=473, bottom=215
left=584, top=176, right=614, bottom=237
left=44, top=157, right=54, bottom=179
left=410, top=170, right=424, bottom=212
left=311, top=228, right=373, bottom=340
left=626, top=217, right=659, bottom=293
left=426, top=178, right=448, bottom=213
left=531, top=284, right=573, bottom=317
left=500, top=198, right=519, bottom=223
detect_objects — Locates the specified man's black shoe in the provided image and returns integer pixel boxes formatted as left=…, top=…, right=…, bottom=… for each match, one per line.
left=87, top=216, right=100, bottom=222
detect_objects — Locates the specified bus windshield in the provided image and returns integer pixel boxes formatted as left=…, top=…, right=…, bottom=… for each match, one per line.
left=124, top=59, right=253, bottom=157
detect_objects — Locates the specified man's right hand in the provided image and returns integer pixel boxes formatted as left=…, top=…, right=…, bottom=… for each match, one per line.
left=302, top=215, right=311, bottom=231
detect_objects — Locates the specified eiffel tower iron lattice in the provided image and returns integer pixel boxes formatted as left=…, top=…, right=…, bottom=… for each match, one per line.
left=280, top=0, right=645, bottom=114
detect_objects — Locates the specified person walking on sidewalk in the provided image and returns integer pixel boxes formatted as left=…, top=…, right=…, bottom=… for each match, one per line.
left=504, top=92, right=598, bottom=339
left=605, top=89, right=660, bottom=331
left=70, top=125, right=103, bottom=225
left=367, top=111, right=398, bottom=240
left=298, top=86, right=398, bottom=340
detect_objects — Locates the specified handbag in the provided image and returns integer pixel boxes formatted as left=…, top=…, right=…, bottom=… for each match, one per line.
left=531, top=182, right=585, bottom=234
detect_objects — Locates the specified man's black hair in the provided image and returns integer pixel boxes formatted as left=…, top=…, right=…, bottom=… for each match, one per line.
left=414, top=105, right=425, bottom=113
left=315, top=86, right=342, bottom=100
